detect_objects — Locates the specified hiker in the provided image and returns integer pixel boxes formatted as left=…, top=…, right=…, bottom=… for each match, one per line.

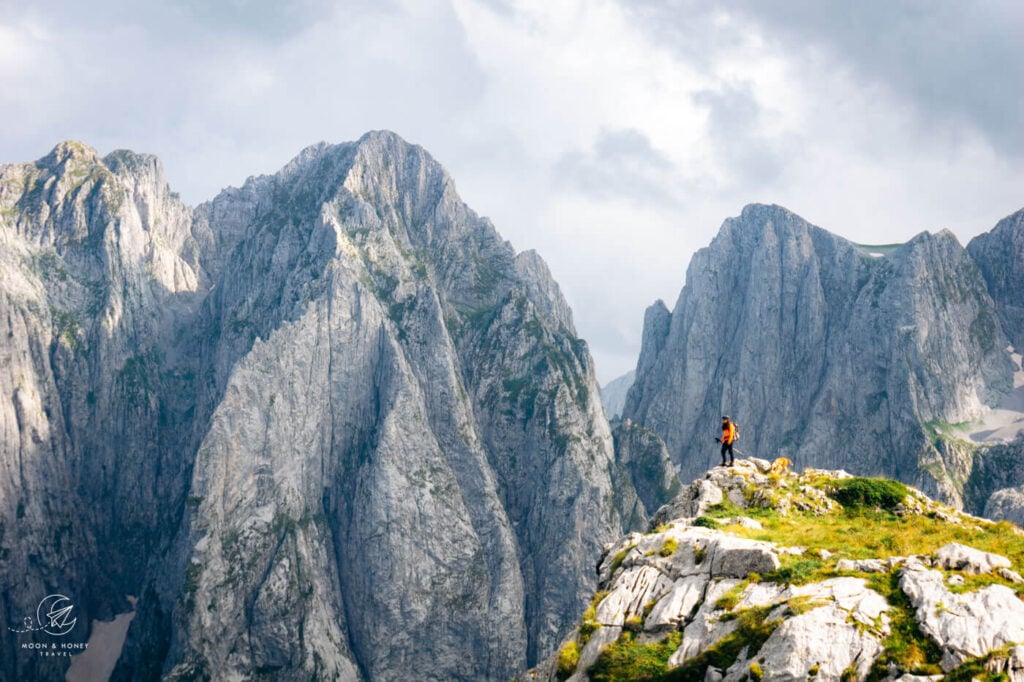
left=716, top=416, right=737, bottom=467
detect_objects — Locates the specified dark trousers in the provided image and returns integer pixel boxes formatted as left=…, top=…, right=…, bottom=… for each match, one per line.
left=721, top=442, right=734, bottom=464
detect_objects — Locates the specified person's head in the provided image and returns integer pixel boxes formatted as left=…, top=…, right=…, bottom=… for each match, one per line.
left=721, top=416, right=729, bottom=424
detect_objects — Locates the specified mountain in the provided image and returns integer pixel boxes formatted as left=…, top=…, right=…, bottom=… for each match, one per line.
left=623, top=204, right=1023, bottom=510
left=533, top=459, right=1024, bottom=681
left=600, top=370, right=635, bottom=419
left=0, top=133, right=678, bottom=681
left=968, top=208, right=1024, bottom=354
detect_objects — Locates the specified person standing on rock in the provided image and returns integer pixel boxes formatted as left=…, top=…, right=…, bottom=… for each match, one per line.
left=716, top=416, right=737, bottom=467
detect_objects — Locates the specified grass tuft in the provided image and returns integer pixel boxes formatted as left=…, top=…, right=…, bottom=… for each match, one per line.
left=587, top=631, right=681, bottom=682
left=556, top=640, right=580, bottom=680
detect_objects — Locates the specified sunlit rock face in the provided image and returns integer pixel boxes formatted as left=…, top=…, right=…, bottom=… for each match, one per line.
left=0, top=132, right=667, bottom=681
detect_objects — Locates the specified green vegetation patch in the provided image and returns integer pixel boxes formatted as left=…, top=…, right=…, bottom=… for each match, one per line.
left=760, top=557, right=827, bottom=586
left=556, top=640, right=580, bottom=680
left=830, top=477, right=910, bottom=512
left=941, top=645, right=1015, bottom=682
left=865, top=571, right=943, bottom=680
left=609, top=545, right=636, bottom=575
left=587, top=631, right=681, bottom=682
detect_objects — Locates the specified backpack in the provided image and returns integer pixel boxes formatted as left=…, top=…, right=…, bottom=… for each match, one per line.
left=731, top=422, right=740, bottom=442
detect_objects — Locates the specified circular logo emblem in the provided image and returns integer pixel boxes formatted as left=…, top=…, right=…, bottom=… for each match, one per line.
left=36, top=594, right=77, bottom=636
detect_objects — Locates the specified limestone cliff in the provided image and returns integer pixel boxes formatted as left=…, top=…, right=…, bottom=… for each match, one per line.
left=969, top=208, right=1024, bottom=354
left=624, top=204, right=1017, bottom=507
left=0, top=133, right=677, bottom=681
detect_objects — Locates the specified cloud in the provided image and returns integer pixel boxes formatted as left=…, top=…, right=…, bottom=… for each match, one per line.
left=727, top=0, right=1024, bottom=156
left=2, top=0, right=1024, bottom=383
left=691, top=84, right=785, bottom=188
left=554, top=128, right=678, bottom=206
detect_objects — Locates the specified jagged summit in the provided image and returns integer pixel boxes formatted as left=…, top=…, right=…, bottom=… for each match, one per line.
left=39, top=139, right=102, bottom=167
left=535, top=459, right=1024, bottom=681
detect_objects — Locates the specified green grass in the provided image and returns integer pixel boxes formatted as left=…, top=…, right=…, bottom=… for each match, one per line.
left=865, top=572, right=943, bottom=680
left=941, top=646, right=1015, bottom=681
left=760, top=557, right=826, bottom=586
left=556, top=640, right=580, bottom=680
left=587, top=631, right=681, bottom=682
left=692, top=516, right=717, bottom=529
left=609, top=545, right=635, bottom=575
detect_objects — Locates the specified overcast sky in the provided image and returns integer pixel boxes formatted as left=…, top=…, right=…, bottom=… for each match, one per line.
left=2, top=0, right=1023, bottom=383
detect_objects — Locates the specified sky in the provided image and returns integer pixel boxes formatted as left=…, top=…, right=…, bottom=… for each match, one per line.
left=2, top=0, right=1023, bottom=383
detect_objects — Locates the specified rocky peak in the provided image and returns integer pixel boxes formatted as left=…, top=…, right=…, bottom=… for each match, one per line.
left=623, top=203, right=1014, bottom=505
left=39, top=139, right=102, bottom=169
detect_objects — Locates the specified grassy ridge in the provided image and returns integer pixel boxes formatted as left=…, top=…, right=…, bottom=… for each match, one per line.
left=578, top=474, right=1024, bottom=681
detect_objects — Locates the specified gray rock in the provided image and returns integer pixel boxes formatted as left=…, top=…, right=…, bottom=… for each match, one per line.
left=726, top=602, right=885, bottom=682
left=984, top=485, right=1024, bottom=526
left=999, top=567, right=1024, bottom=584
left=612, top=420, right=683, bottom=526
left=934, top=542, right=1011, bottom=574
left=900, top=564, right=1024, bottom=669
left=568, top=625, right=621, bottom=682
left=709, top=536, right=780, bottom=578
left=836, top=558, right=889, bottom=573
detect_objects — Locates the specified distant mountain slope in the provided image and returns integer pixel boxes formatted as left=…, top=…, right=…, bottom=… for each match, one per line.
left=600, top=370, right=635, bottom=419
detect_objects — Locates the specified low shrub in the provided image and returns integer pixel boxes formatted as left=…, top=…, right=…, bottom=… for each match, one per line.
left=830, top=478, right=909, bottom=512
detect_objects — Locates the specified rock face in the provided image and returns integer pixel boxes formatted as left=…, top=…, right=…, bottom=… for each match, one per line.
left=0, top=133, right=658, bottom=680
left=611, top=421, right=682, bottom=525
left=538, top=460, right=1024, bottom=682
left=624, top=204, right=1018, bottom=507
left=968, top=208, right=1024, bottom=353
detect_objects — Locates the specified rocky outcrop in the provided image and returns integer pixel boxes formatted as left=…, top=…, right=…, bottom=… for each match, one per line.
left=901, top=563, right=1024, bottom=670
left=0, top=133, right=646, bottom=681
left=623, top=204, right=1017, bottom=507
left=536, top=461, right=1024, bottom=682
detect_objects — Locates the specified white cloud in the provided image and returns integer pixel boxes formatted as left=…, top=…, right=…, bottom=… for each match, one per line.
left=2, top=0, right=1023, bottom=383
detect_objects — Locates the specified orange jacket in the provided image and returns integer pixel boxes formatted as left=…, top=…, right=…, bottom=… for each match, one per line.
left=722, top=422, right=737, bottom=445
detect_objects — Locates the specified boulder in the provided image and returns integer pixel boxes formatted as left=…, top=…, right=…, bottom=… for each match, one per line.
left=900, top=564, right=1024, bottom=669
left=934, top=542, right=1012, bottom=574
left=708, top=536, right=781, bottom=578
